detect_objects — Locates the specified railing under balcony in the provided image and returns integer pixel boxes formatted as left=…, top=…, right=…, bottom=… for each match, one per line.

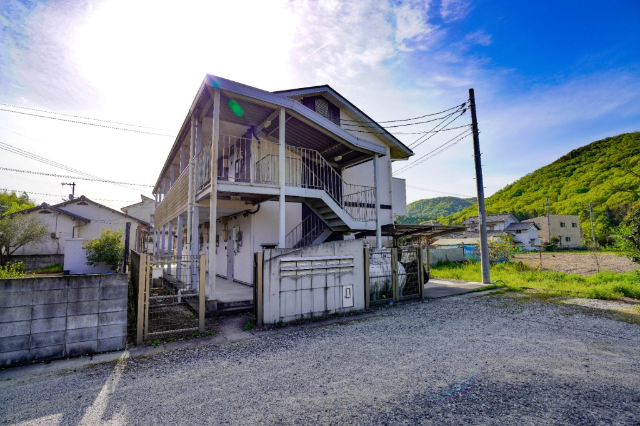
left=285, top=212, right=328, bottom=249
left=193, top=134, right=376, bottom=223
left=155, top=164, right=190, bottom=227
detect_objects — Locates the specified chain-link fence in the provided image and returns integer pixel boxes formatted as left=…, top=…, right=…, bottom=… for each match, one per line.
left=397, top=246, right=421, bottom=300
left=369, top=248, right=394, bottom=305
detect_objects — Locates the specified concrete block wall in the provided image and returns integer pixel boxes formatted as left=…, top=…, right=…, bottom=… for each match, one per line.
left=8, top=254, right=64, bottom=272
left=262, top=240, right=365, bottom=324
left=429, top=247, right=464, bottom=265
left=0, top=274, right=127, bottom=367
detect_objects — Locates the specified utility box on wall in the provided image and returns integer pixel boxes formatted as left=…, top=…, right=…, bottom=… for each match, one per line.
left=342, top=285, right=354, bottom=308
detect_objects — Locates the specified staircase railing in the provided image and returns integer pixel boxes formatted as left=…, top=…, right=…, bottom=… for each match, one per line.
left=285, top=212, right=328, bottom=248
left=195, top=134, right=376, bottom=223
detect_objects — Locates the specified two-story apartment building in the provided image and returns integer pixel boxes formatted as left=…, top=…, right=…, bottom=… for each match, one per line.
left=461, top=213, right=540, bottom=249
left=152, top=75, right=413, bottom=297
left=523, top=215, right=582, bottom=248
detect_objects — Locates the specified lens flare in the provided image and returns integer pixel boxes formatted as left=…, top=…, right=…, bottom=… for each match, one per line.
left=229, top=99, right=244, bottom=117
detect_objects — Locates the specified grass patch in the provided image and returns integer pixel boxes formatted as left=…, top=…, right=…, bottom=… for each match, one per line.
left=33, top=263, right=63, bottom=274
left=432, top=261, right=640, bottom=300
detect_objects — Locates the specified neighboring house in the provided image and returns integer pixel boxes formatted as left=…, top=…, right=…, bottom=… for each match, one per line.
left=13, top=196, right=152, bottom=256
left=121, top=194, right=156, bottom=253
left=12, top=203, right=91, bottom=255
left=523, top=215, right=582, bottom=248
left=152, top=74, right=413, bottom=291
left=438, top=213, right=541, bottom=250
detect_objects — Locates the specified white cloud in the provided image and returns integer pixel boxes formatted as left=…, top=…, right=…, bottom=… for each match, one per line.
left=440, top=0, right=472, bottom=22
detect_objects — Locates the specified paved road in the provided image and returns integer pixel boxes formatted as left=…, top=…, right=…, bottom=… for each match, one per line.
left=1, top=293, right=639, bottom=425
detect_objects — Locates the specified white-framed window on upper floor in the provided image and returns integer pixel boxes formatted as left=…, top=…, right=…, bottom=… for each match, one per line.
left=572, top=222, right=577, bottom=227
left=560, top=222, right=566, bottom=227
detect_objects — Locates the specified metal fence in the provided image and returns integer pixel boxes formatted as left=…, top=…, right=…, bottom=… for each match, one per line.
left=132, top=252, right=206, bottom=344
left=365, top=246, right=424, bottom=307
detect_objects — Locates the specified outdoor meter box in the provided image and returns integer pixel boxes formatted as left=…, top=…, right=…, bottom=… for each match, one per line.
left=342, top=285, right=354, bottom=308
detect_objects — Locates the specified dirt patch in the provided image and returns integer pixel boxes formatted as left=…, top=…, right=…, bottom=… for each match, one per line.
left=513, top=252, right=639, bottom=275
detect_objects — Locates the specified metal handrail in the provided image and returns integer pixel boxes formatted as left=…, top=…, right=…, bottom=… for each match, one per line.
left=285, top=212, right=328, bottom=248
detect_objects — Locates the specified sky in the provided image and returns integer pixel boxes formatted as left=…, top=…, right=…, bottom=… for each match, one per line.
left=1, top=0, right=639, bottom=210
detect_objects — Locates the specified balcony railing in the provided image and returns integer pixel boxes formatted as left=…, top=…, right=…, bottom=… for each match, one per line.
left=191, top=134, right=376, bottom=223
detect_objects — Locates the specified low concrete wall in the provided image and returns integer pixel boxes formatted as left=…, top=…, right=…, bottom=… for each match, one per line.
left=261, top=240, right=365, bottom=325
left=9, top=254, right=64, bottom=272
left=429, top=247, right=465, bottom=265
left=0, top=274, right=128, bottom=367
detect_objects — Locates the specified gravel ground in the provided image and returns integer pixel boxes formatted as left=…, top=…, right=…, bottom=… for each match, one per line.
left=514, top=252, right=639, bottom=275
left=1, top=294, right=640, bottom=425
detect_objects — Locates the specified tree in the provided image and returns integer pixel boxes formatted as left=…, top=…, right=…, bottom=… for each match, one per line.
left=615, top=206, right=640, bottom=263
left=487, top=234, right=517, bottom=264
left=83, top=228, right=124, bottom=271
left=0, top=214, right=48, bottom=266
left=0, top=190, right=35, bottom=215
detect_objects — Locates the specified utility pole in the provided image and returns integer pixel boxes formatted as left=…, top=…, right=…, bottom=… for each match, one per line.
left=469, top=88, right=490, bottom=284
left=546, top=197, right=551, bottom=243
left=589, top=203, right=596, bottom=246
left=61, top=182, right=76, bottom=200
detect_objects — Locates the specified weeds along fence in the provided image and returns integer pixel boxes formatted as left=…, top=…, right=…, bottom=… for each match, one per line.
left=130, top=251, right=206, bottom=344
left=365, top=246, right=425, bottom=307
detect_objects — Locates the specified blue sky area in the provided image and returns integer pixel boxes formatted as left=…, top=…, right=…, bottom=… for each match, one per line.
left=0, top=0, right=639, bottom=207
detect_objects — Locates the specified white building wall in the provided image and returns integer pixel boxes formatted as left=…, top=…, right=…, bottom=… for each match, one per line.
left=13, top=211, right=81, bottom=255
left=392, top=177, right=407, bottom=217
left=61, top=201, right=141, bottom=248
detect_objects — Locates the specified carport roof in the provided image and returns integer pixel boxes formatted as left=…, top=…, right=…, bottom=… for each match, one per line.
left=355, top=224, right=465, bottom=241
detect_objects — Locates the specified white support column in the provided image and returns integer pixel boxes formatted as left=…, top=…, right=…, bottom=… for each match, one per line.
left=170, top=164, right=175, bottom=188
left=373, top=154, right=382, bottom=249
left=154, top=193, right=158, bottom=207
left=161, top=225, right=166, bottom=266
left=186, top=117, right=195, bottom=256
left=278, top=107, right=286, bottom=248
left=196, top=119, right=202, bottom=154
left=163, top=178, right=167, bottom=198
left=176, top=215, right=183, bottom=279
left=167, top=220, right=173, bottom=274
left=208, top=89, right=220, bottom=299
left=191, top=205, right=200, bottom=291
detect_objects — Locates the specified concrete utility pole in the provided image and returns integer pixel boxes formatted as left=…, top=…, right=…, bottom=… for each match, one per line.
left=469, top=88, right=490, bottom=284
left=546, top=197, right=551, bottom=243
left=61, top=182, right=75, bottom=200
left=589, top=202, right=596, bottom=246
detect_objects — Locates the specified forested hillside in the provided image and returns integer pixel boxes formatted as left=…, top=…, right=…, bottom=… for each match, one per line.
left=440, top=132, right=640, bottom=244
left=396, top=196, right=474, bottom=224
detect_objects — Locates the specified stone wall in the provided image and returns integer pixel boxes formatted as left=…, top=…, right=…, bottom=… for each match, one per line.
left=0, top=274, right=128, bottom=367
left=9, top=254, right=64, bottom=272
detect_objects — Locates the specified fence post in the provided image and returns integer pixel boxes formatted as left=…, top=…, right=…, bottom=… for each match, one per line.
left=391, top=247, right=399, bottom=302
left=254, top=252, right=264, bottom=327
left=136, top=252, right=146, bottom=345
left=143, top=253, right=150, bottom=340
left=199, top=253, right=206, bottom=332
left=363, top=247, right=370, bottom=310
left=418, top=246, right=425, bottom=299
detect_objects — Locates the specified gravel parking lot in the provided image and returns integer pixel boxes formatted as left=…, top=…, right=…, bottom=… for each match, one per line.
left=1, top=293, right=639, bottom=425
left=514, top=252, right=639, bottom=275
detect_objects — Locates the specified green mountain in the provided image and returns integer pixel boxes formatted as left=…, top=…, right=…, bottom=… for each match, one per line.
left=440, top=132, right=640, bottom=244
left=396, top=196, right=474, bottom=225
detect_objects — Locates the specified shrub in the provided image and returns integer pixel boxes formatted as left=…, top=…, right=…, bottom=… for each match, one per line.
left=83, top=228, right=124, bottom=271
left=0, top=262, right=26, bottom=278
left=33, top=263, right=63, bottom=274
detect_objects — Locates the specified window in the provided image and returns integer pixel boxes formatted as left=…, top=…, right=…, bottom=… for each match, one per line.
left=572, top=222, right=577, bottom=228
left=560, top=222, right=566, bottom=227
left=565, top=237, right=571, bottom=242
left=315, top=98, right=329, bottom=118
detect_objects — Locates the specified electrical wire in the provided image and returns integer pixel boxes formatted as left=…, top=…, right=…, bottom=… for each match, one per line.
left=339, top=103, right=466, bottom=124
left=409, top=109, right=467, bottom=149
left=0, top=140, right=146, bottom=193
left=0, top=107, right=173, bottom=136
left=397, top=131, right=473, bottom=175
left=0, top=167, right=153, bottom=187
left=406, top=184, right=476, bottom=199
left=0, top=102, right=173, bottom=131
left=394, top=129, right=473, bottom=175
left=349, top=123, right=470, bottom=135
left=0, top=188, right=137, bottom=203
left=341, top=109, right=460, bottom=129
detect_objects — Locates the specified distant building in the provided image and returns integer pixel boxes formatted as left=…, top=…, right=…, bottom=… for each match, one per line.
left=523, top=215, right=582, bottom=248
left=462, top=213, right=540, bottom=250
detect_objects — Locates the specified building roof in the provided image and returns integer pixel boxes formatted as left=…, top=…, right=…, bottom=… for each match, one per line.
left=54, top=196, right=152, bottom=230
left=13, top=203, right=92, bottom=223
left=463, top=213, right=517, bottom=225
left=505, top=222, right=540, bottom=231
left=523, top=215, right=581, bottom=221
left=120, top=194, right=154, bottom=212
left=273, top=84, right=413, bottom=160
left=354, top=223, right=465, bottom=242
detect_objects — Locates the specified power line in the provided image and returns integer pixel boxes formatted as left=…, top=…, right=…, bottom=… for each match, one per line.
left=395, top=129, right=473, bottom=175
left=0, top=167, right=153, bottom=187
left=0, top=102, right=173, bottom=132
left=0, top=188, right=137, bottom=203
left=0, top=107, right=173, bottom=137
left=341, top=109, right=461, bottom=129
left=409, top=109, right=467, bottom=149
left=339, top=103, right=466, bottom=124
left=0, top=140, right=146, bottom=193
left=406, top=185, right=476, bottom=199
left=349, top=123, right=470, bottom=135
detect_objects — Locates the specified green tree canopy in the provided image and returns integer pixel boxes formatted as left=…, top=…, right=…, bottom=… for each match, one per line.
left=0, top=213, right=48, bottom=266
left=0, top=190, right=35, bottom=216
left=83, top=228, right=124, bottom=271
